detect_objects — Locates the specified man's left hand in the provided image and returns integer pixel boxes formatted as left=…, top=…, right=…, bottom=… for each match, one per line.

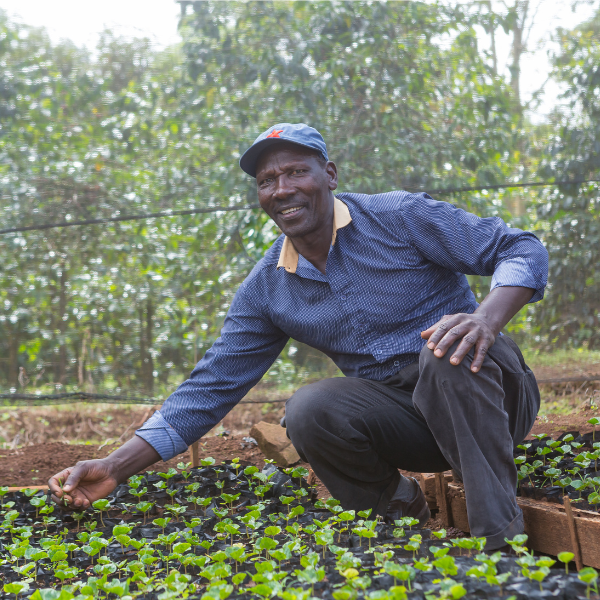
left=420, top=313, right=497, bottom=374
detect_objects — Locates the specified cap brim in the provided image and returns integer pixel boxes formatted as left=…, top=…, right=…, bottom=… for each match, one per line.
left=239, top=137, right=325, bottom=178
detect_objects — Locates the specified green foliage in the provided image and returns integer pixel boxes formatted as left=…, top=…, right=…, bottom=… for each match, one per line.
left=0, top=0, right=597, bottom=402
left=0, top=1, right=532, bottom=396
left=534, top=9, right=600, bottom=348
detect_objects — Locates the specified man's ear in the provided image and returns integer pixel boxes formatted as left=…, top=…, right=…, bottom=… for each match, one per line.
left=326, top=161, right=338, bottom=191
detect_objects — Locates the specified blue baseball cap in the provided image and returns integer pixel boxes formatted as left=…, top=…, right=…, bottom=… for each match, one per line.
left=239, top=123, right=328, bottom=177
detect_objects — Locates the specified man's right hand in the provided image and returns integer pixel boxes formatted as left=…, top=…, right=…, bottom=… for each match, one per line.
left=48, top=435, right=161, bottom=509
left=49, top=459, right=118, bottom=510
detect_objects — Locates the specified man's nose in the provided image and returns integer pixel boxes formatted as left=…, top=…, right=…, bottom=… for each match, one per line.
left=272, top=175, right=294, bottom=200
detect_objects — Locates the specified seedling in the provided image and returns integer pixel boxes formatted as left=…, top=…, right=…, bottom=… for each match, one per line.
left=91, top=499, right=110, bottom=528
left=152, top=517, right=171, bottom=534
left=395, top=517, right=419, bottom=530
left=135, top=501, right=155, bottom=525
left=504, top=533, right=528, bottom=555
left=221, top=492, right=241, bottom=512
left=29, top=496, right=46, bottom=519
left=314, top=528, right=334, bottom=558
left=177, top=461, right=192, bottom=479
left=165, top=487, right=178, bottom=505
left=433, top=554, right=458, bottom=577
left=3, top=582, right=29, bottom=599
left=164, top=504, right=186, bottom=522
left=523, top=566, right=550, bottom=591
left=578, top=567, right=599, bottom=599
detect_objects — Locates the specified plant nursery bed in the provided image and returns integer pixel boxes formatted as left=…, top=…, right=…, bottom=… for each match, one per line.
left=430, top=427, right=600, bottom=571
left=1, top=456, right=599, bottom=600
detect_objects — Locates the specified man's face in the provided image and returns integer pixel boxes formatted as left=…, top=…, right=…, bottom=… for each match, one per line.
left=255, top=143, right=338, bottom=239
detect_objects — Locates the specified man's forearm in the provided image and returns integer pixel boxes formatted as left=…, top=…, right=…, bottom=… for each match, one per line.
left=474, top=285, right=535, bottom=337
left=421, top=285, right=535, bottom=372
left=104, top=436, right=161, bottom=484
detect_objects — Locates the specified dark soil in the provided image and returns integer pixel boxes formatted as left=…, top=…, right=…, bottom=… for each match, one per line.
left=0, top=461, right=596, bottom=600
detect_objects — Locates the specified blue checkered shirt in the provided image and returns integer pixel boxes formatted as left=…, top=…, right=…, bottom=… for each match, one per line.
left=137, top=191, right=548, bottom=460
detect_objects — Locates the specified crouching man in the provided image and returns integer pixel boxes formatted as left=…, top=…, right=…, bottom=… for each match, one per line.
left=49, top=123, right=547, bottom=550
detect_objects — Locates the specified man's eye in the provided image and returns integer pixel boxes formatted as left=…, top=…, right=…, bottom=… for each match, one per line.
left=292, top=169, right=306, bottom=175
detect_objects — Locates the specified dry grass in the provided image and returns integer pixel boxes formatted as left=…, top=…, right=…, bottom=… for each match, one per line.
left=0, top=395, right=284, bottom=450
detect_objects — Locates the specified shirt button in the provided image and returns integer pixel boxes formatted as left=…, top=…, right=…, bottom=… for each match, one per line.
left=394, top=361, right=400, bottom=367
left=340, top=294, right=347, bottom=300
left=377, top=350, right=382, bottom=354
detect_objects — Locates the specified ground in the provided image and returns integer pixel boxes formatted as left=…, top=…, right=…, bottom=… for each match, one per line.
left=0, top=357, right=598, bottom=492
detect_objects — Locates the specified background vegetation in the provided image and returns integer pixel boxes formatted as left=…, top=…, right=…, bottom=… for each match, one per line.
left=0, top=1, right=598, bottom=398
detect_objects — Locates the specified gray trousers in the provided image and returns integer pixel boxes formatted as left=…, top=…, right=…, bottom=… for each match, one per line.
left=284, top=335, right=540, bottom=549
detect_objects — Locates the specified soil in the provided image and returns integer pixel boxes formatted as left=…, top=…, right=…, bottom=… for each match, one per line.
left=1, top=360, right=598, bottom=537
left=528, top=402, right=600, bottom=439
left=1, top=460, right=596, bottom=600
left=533, top=360, right=600, bottom=382
left=0, top=434, right=336, bottom=500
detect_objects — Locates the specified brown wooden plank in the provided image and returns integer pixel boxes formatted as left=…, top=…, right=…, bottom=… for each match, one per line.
left=6, top=485, right=48, bottom=492
left=563, top=496, right=583, bottom=571
left=420, top=472, right=452, bottom=512
left=435, top=472, right=452, bottom=527
left=447, top=484, right=470, bottom=532
left=190, top=441, right=199, bottom=468
left=446, top=483, right=600, bottom=568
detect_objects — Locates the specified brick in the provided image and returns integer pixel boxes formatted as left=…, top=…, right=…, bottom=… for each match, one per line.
left=249, top=420, right=300, bottom=467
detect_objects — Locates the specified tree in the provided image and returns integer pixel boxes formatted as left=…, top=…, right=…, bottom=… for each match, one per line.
left=534, top=9, right=600, bottom=347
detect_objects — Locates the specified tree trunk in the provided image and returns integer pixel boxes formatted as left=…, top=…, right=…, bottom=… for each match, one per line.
left=58, top=266, right=68, bottom=384
left=7, top=325, right=18, bottom=388
left=194, top=318, right=198, bottom=365
left=78, top=329, right=89, bottom=387
left=486, top=0, right=498, bottom=76
left=146, top=297, right=154, bottom=395
left=139, top=304, right=147, bottom=392
left=509, top=0, right=529, bottom=112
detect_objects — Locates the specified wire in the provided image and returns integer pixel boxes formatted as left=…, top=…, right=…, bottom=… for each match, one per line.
left=1, top=178, right=598, bottom=236
left=0, top=391, right=287, bottom=406
left=0, top=204, right=260, bottom=236
left=1, top=373, right=597, bottom=405
left=421, top=179, right=600, bottom=195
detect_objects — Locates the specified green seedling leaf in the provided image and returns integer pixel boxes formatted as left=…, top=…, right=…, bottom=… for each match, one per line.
left=286, top=505, right=303, bottom=519
left=232, top=572, right=247, bottom=586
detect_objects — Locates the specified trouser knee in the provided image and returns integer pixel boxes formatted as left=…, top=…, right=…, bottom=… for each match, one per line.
left=414, top=341, right=469, bottom=412
left=419, top=340, right=465, bottom=375
left=284, top=379, right=338, bottom=449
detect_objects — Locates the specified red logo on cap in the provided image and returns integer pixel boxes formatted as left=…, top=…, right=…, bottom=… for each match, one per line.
left=266, top=129, right=283, bottom=138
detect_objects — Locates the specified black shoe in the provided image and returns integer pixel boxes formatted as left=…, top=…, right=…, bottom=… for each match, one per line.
left=384, top=477, right=431, bottom=527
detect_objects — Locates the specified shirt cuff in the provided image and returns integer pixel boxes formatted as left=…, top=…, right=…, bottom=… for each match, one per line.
left=135, top=410, right=189, bottom=462
left=490, top=258, right=545, bottom=303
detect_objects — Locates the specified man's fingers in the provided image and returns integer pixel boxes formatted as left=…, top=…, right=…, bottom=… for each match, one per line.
left=423, top=317, right=455, bottom=348
left=470, top=340, right=490, bottom=373
left=48, top=467, right=73, bottom=497
left=449, top=334, right=478, bottom=366
left=431, top=325, right=464, bottom=357
left=50, top=489, right=88, bottom=510
left=62, top=464, right=87, bottom=492
left=420, top=324, right=437, bottom=340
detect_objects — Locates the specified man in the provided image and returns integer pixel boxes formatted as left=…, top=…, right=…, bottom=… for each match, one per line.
left=49, top=123, right=547, bottom=549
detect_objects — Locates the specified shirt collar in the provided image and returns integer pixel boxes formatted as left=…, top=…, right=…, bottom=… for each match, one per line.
left=276, top=197, right=352, bottom=273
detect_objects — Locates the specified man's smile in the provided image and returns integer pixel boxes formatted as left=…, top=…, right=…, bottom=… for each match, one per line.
left=279, top=206, right=305, bottom=219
